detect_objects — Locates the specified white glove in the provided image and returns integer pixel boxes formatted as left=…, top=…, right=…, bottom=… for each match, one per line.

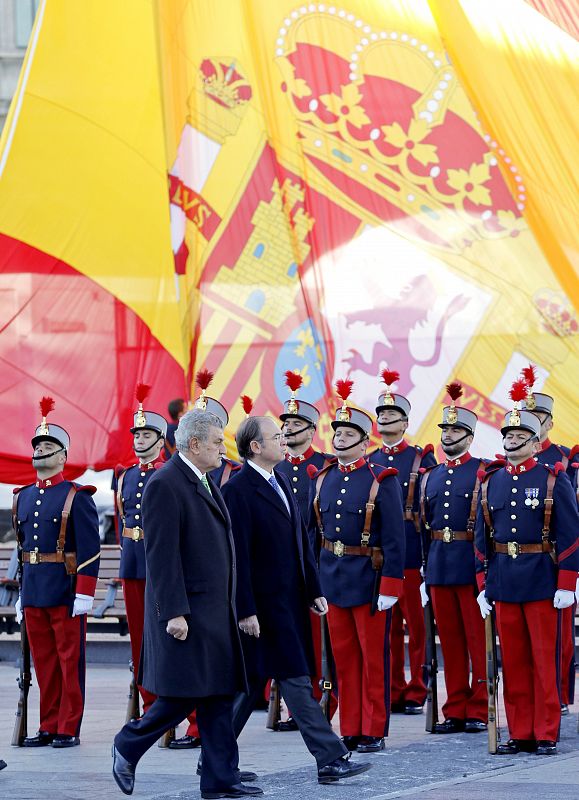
left=72, top=593, right=94, bottom=617
left=477, top=590, right=492, bottom=619
left=15, top=596, right=23, bottom=624
left=420, top=582, right=429, bottom=608
left=554, top=589, right=575, bottom=610
left=377, top=594, right=398, bottom=611
left=575, top=577, right=579, bottom=605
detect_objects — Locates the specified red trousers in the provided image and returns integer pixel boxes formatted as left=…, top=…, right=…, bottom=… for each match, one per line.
left=560, top=604, right=575, bottom=705
left=496, top=599, right=561, bottom=741
left=390, top=569, right=426, bottom=706
left=328, top=603, right=391, bottom=737
left=25, top=606, right=86, bottom=737
left=430, top=585, right=487, bottom=722
left=123, top=579, right=199, bottom=736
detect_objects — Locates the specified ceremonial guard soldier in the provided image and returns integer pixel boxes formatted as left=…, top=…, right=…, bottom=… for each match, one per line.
left=14, top=398, right=100, bottom=747
left=163, top=398, right=185, bottom=460
left=521, top=364, right=578, bottom=712
left=309, top=379, right=405, bottom=753
left=475, top=379, right=579, bottom=755
left=277, top=371, right=335, bottom=728
left=114, top=384, right=167, bottom=718
left=419, top=382, right=487, bottom=734
left=368, top=370, right=435, bottom=715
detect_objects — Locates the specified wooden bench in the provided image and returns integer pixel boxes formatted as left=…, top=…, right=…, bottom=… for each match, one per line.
left=0, top=542, right=128, bottom=636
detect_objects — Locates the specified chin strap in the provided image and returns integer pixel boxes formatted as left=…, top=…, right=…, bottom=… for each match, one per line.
left=332, top=433, right=368, bottom=451
left=133, top=433, right=164, bottom=455
left=32, top=447, right=66, bottom=462
left=504, top=435, right=536, bottom=453
left=283, top=423, right=314, bottom=441
left=441, top=431, right=471, bottom=451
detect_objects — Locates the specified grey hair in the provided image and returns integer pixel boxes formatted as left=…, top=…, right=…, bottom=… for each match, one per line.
left=175, top=409, right=223, bottom=452
left=235, top=416, right=265, bottom=460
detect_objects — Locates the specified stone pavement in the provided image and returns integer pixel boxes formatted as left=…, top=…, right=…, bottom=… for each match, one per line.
left=0, top=663, right=577, bottom=800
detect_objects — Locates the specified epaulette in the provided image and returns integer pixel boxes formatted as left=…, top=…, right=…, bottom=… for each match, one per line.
left=493, top=453, right=506, bottom=462
left=74, top=484, right=97, bottom=496
left=478, top=463, right=502, bottom=482
left=306, top=458, right=337, bottom=480
left=13, top=484, right=32, bottom=495
left=569, top=444, right=579, bottom=461
left=114, top=463, right=128, bottom=479
left=545, top=461, right=566, bottom=477
left=420, top=443, right=435, bottom=457
left=369, top=464, right=398, bottom=482
left=418, top=463, right=437, bottom=475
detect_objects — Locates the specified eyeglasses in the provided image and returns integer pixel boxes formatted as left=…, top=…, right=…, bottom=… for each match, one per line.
left=260, top=434, right=285, bottom=442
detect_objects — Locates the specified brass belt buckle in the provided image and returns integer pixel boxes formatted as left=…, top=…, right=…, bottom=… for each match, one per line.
left=442, top=526, right=453, bottom=543
left=29, top=550, right=38, bottom=565
left=334, top=540, right=345, bottom=557
left=507, top=541, right=519, bottom=559
left=132, top=527, right=142, bottom=542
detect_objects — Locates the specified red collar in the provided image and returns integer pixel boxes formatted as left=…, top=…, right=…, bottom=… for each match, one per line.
left=444, top=452, right=472, bottom=467
left=540, top=438, right=552, bottom=452
left=286, top=446, right=315, bottom=465
left=338, top=457, right=366, bottom=473
left=506, top=457, right=538, bottom=475
left=35, top=472, right=65, bottom=488
left=138, top=459, right=161, bottom=470
left=381, top=440, right=409, bottom=455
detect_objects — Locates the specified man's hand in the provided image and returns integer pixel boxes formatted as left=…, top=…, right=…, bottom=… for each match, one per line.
left=477, top=590, right=492, bottom=619
left=15, top=596, right=23, bottom=624
left=311, top=597, right=328, bottom=616
left=239, top=615, right=260, bottom=637
left=420, top=582, right=429, bottom=608
left=166, top=615, right=188, bottom=640
left=72, top=594, right=93, bottom=617
left=377, top=595, right=398, bottom=612
left=554, top=589, right=575, bottom=610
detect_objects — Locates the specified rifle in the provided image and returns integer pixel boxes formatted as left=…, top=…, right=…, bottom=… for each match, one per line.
left=125, top=658, right=140, bottom=723
left=158, top=727, right=176, bottom=748
left=423, top=595, right=438, bottom=733
left=318, top=615, right=333, bottom=721
left=485, top=609, right=500, bottom=754
left=11, top=615, right=31, bottom=747
left=265, top=679, right=281, bottom=730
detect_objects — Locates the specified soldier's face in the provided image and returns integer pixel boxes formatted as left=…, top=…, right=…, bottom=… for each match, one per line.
left=440, top=426, right=472, bottom=457
left=376, top=410, right=408, bottom=439
left=332, top=426, right=368, bottom=461
left=281, top=417, right=314, bottom=449
left=503, top=431, right=538, bottom=462
left=133, top=429, right=164, bottom=461
left=535, top=411, right=553, bottom=441
left=32, top=441, right=65, bottom=472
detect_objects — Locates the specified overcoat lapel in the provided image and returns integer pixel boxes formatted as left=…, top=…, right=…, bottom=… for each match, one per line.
left=170, top=453, right=226, bottom=522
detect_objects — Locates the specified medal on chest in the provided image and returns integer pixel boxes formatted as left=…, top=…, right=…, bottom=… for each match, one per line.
left=524, top=487, right=540, bottom=509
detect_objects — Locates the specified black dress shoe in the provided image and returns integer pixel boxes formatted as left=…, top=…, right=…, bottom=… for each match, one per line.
left=0, top=759, right=6, bottom=770
left=23, top=731, right=54, bottom=747
left=168, top=734, right=202, bottom=749
left=464, top=719, right=487, bottom=733
left=200, top=784, right=263, bottom=799
left=318, top=754, right=372, bottom=784
left=433, top=718, right=465, bottom=734
left=275, top=717, right=298, bottom=732
left=356, top=736, right=384, bottom=753
left=496, top=739, right=536, bottom=755
left=112, top=744, right=136, bottom=795
left=197, top=765, right=258, bottom=783
left=560, top=704, right=569, bottom=716
left=404, top=701, right=424, bottom=715
left=390, top=702, right=406, bottom=713
left=51, top=735, right=80, bottom=748
left=341, top=735, right=362, bottom=751
left=536, top=740, right=557, bottom=755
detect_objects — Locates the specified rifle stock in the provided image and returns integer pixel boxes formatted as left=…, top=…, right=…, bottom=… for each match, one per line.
left=11, top=617, right=31, bottom=747
left=423, top=598, right=438, bottom=733
left=265, top=679, right=281, bottom=730
left=158, top=727, right=176, bottom=748
left=318, top=615, right=332, bottom=721
left=485, top=610, right=499, bottom=754
left=125, top=659, right=140, bottom=723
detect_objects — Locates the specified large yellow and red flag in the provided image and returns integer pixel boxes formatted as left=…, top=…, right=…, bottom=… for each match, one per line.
left=0, top=0, right=577, bottom=481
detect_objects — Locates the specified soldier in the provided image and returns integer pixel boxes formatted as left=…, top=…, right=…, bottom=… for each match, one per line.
left=309, top=379, right=405, bottom=753
left=419, top=382, right=487, bottom=734
left=368, top=370, right=435, bottom=715
left=163, top=398, right=185, bottom=460
left=114, top=384, right=168, bottom=719
left=520, top=364, right=579, bottom=713
left=475, top=379, right=579, bottom=755
left=277, top=371, right=335, bottom=728
left=14, top=397, right=100, bottom=747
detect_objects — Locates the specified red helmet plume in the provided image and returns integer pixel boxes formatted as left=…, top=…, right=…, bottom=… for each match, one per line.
left=381, top=369, right=400, bottom=388
left=509, top=379, right=527, bottom=404
left=284, top=371, right=303, bottom=393
left=195, top=369, right=214, bottom=391
left=241, top=395, right=253, bottom=415
left=39, top=396, right=55, bottom=419
left=521, top=363, right=537, bottom=389
left=335, top=379, right=353, bottom=403
left=135, top=383, right=151, bottom=404
left=446, top=382, right=463, bottom=402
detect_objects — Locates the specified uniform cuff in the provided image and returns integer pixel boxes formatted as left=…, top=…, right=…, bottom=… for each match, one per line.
left=557, top=570, right=578, bottom=592
left=380, top=576, right=403, bottom=597
left=76, top=575, right=97, bottom=596
left=476, top=572, right=485, bottom=592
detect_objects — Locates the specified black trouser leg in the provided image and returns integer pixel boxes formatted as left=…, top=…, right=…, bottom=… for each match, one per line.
left=114, top=696, right=196, bottom=766
left=278, top=675, right=347, bottom=768
left=195, top=695, right=240, bottom=791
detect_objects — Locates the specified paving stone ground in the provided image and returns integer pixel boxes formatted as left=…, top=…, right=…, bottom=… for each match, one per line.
left=0, top=663, right=577, bottom=800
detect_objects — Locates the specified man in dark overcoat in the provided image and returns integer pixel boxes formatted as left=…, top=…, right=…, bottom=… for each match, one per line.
left=112, top=409, right=262, bottom=799
left=222, top=414, right=371, bottom=785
